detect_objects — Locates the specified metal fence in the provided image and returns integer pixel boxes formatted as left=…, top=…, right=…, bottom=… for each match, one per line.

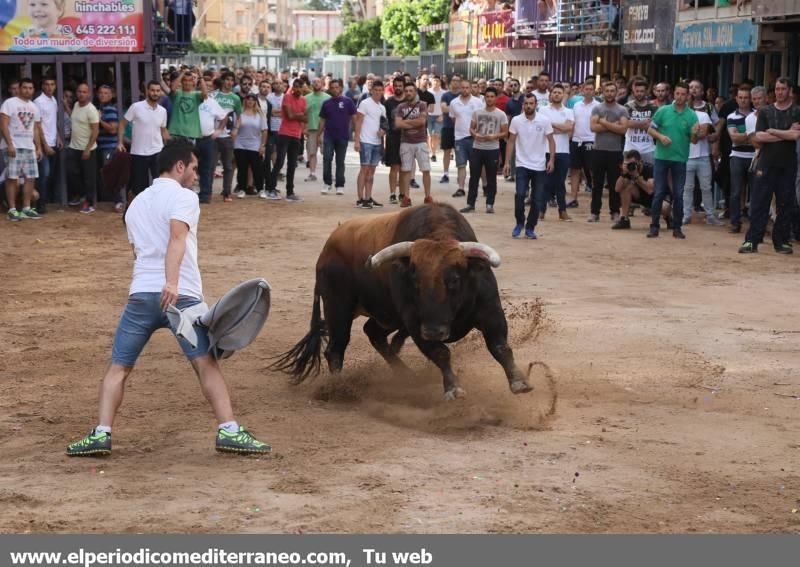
left=322, top=55, right=420, bottom=78
left=173, top=50, right=287, bottom=71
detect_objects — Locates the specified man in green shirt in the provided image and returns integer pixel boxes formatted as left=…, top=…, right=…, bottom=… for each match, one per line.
left=212, top=71, right=242, bottom=199
left=168, top=70, right=208, bottom=141
left=303, top=78, right=330, bottom=182
left=646, top=82, right=700, bottom=239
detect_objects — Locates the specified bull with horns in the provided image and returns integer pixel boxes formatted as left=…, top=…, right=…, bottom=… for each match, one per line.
left=270, top=203, right=533, bottom=400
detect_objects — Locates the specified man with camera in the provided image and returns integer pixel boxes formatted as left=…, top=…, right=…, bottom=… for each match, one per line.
left=612, top=150, right=670, bottom=230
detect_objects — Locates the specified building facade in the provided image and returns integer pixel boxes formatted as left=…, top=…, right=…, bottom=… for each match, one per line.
left=195, top=0, right=302, bottom=47
left=347, top=0, right=387, bottom=19
left=292, top=10, right=343, bottom=48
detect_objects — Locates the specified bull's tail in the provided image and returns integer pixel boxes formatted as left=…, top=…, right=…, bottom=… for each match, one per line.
left=269, top=286, right=327, bottom=383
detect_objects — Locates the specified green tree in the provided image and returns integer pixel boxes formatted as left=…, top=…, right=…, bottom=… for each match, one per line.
left=304, top=0, right=342, bottom=10
left=331, top=17, right=382, bottom=56
left=286, top=39, right=327, bottom=59
left=381, top=0, right=449, bottom=56
left=341, top=0, right=357, bottom=27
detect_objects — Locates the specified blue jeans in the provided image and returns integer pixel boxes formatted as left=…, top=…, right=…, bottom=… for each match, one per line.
left=683, top=157, right=715, bottom=220
left=652, top=159, right=687, bottom=230
left=36, top=150, right=58, bottom=205
left=515, top=167, right=547, bottom=229
left=111, top=293, right=210, bottom=367
left=544, top=153, right=570, bottom=213
left=196, top=136, right=216, bottom=201
left=729, top=156, right=752, bottom=228
left=323, top=138, right=349, bottom=188
left=745, top=164, right=798, bottom=247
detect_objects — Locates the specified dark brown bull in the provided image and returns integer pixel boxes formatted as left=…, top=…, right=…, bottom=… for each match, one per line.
left=270, top=203, right=532, bottom=400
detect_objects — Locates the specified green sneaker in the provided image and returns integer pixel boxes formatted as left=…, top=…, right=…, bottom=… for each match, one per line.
left=20, top=208, right=41, bottom=220
left=216, top=426, right=272, bottom=454
left=7, top=209, right=22, bottom=222
left=66, top=429, right=111, bottom=456
left=738, top=241, right=757, bottom=254
left=774, top=243, right=793, bottom=255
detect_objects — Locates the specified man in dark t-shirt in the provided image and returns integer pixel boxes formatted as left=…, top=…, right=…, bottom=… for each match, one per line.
left=740, top=77, right=800, bottom=254
left=383, top=77, right=407, bottom=203
left=394, top=83, right=431, bottom=206
left=439, top=76, right=461, bottom=183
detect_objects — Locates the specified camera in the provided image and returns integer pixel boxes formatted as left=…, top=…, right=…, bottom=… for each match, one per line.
left=621, top=159, right=640, bottom=180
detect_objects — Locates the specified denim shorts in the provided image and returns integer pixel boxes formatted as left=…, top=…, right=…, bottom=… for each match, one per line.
left=427, top=115, right=443, bottom=135
left=111, top=292, right=210, bottom=367
left=359, top=142, right=383, bottom=166
left=454, top=137, right=474, bottom=168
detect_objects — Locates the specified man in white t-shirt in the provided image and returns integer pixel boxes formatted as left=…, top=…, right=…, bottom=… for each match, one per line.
left=34, top=77, right=59, bottom=214
left=1, top=78, right=43, bottom=221
left=66, top=141, right=271, bottom=458
left=682, top=109, right=722, bottom=226
left=448, top=80, right=483, bottom=197
left=539, top=84, right=575, bottom=221
left=568, top=81, right=599, bottom=208
left=504, top=94, right=555, bottom=239
left=354, top=80, right=387, bottom=208
left=428, top=75, right=445, bottom=161
left=196, top=94, right=231, bottom=203
left=118, top=80, right=169, bottom=199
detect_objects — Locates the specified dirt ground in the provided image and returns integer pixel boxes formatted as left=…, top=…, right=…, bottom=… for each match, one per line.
left=1, top=151, right=799, bottom=534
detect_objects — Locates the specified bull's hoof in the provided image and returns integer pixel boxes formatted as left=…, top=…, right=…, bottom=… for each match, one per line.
left=443, top=387, right=466, bottom=401
left=510, top=380, right=533, bottom=394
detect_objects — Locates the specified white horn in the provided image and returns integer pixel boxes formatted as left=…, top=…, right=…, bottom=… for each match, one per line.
left=459, top=242, right=501, bottom=268
left=367, top=241, right=414, bottom=269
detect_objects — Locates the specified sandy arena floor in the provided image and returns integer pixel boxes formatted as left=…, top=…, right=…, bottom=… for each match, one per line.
left=1, top=151, right=799, bottom=533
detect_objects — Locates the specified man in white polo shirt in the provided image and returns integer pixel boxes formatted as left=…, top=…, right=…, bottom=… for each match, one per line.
left=448, top=79, right=483, bottom=198
left=539, top=83, right=574, bottom=221
left=34, top=77, right=59, bottom=214
left=66, top=140, right=271, bottom=458
left=504, top=93, right=555, bottom=239
left=118, top=80, right=169, bottom=199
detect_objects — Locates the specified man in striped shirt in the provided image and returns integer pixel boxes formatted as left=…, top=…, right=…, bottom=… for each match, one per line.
left=726, top=87, right=755, bottom=234
left=96, top=85, right=121, bottom=210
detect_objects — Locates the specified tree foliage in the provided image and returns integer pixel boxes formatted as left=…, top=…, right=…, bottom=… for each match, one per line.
left=304, top=0, right=342, bottom=10
left=341, top=0, right=357, bottom=27
left=380, top=0, right=448, bottom=56
left=286, top=39, right=327, bottom=59
left=331, top=17, right=383, bottom=56
left=191, top=39, right=251, bottom=54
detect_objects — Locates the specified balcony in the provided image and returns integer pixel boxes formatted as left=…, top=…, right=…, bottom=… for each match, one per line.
left=677, top=0, right=749, bottom=22
left=153, top=0, right=196, bottom=57
left=517, top=0, right=619, bottom=44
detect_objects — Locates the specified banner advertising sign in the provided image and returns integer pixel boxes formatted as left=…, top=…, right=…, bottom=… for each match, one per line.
left=448, top=12, right=473, bottom=57
left=0, top=0, right=145, bottom=53
left=476, top=10, right=513, bottom=50
left=515, top=0, right=558, bottom=36
left=673, top=18, right=758, bottom=54
left=621, top=0, right=676, bottom=54
left=752, top=0, right=800, bottom=17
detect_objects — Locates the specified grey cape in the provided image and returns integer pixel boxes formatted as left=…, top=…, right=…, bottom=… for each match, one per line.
left=166, top=278, right=271, bottom=360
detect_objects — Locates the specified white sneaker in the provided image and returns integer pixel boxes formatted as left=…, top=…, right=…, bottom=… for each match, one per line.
left=114, top=202, right=124, bottom=212
left=321, top=185, right=332, bottom=195
left=305, top=174, right=317, bottom=182
left=258, top=190, right=267, bottom=200
left=336, top=187, right=345, bottom=195
left=235, top=190, right=246, bottom=199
